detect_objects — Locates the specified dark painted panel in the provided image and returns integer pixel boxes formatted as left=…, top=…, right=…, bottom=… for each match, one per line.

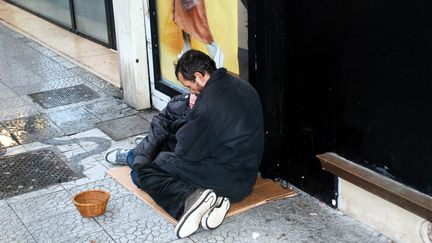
left=253, top=0, right=340, bottom=205
left=254, top=0, right=432, bottom=204
left=335, top=0, right=432, bottom=196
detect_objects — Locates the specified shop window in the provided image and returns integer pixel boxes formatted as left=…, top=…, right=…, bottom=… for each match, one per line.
left=73, top=0, right=109, bottom=43
left=9, top=0, right=72, bottom=27
left=7, top=0, right=115, bottom=49
left=149, top=0, right=249, bottom=96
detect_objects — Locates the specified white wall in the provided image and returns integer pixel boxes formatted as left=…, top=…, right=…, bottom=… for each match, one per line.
left=142, top=0, right=171, bottom=111
left=112, top=0, right=151, bottom=110
left=338, top=179, right=431, bottom=243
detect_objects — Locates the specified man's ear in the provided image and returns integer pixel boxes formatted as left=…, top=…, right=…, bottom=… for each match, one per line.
left=194, top=71, right=210, bottom=88
left=193, top=72, right=205, bottom=87
left=193, top=71, right=204, bottom=82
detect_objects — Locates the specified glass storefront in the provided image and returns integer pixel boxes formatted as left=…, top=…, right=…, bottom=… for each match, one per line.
left=7, top=0, right=115, bottom=48
left=73, top=0, right=109, bottom=43
left=9, top=0, right=71, bottom=27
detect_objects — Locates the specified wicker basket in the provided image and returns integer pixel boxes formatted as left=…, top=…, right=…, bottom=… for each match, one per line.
left=72, top=190, right=110, bottom=217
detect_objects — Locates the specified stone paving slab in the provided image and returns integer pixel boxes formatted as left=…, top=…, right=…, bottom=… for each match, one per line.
left=0, top=71, right=44, bottom=88
left=69, top=67, right=121, bottom=96
left=93, top=194, right=160, bottom=229
left=0, top=86, right=19, bottom=99
left=189, top=192, right=391, bottom=243
left=2, top=145, right=26, bottom=157
left=0, top=225, right=36, bottom=243
left=59, top=230, right=115, bottom=243
left=46, top=106, right=101, bottom=135
left=0, top=114, right=64, bottom=144
left=84, top=98, right=139, bottom=122
left=66, top=177, right=132, bottom=201
left=0, top=20, right=125, bottom=140
left=26, top=210, right=102, bottom=243
left=97, top=115, right=150, bottom=141
left=8, top=189, right=77, bottom=224
left=0, top=124, right=18, bottom=148
left=0, top=96, right=31, bottom=110
left=11, top=76, right=88, bottom=96
left=0, top=103, right=43, bottom=121
left=0, top=82, right=10, bottom=90
left=0, top=200, right=23, bottom=231
left=104, top=216, right=178, bottom=243
left=5, top=183, right=65, bottom=203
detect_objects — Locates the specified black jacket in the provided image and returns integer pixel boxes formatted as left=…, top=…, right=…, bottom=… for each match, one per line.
left=133, top=93, right=191, bottom=164
left=134, top=68, right=264, bottom=202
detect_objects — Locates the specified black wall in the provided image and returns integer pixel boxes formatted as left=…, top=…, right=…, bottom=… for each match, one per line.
left=251, top=0, right=432, bottom=205
left=335, top=0, right=432, bottom=196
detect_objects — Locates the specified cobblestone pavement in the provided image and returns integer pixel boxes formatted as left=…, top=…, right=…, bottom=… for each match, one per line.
left=0, top=22, right=392, bottom=242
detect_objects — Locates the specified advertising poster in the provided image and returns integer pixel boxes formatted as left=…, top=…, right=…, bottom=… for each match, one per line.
left=156, top=0, right=239, bottom=92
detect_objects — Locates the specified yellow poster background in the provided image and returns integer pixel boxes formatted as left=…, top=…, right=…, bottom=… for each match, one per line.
left=157, top=0, right=239, bottom=89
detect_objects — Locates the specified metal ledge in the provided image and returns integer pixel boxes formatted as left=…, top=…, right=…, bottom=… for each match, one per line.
left=317, top=152, right=432, bottom=221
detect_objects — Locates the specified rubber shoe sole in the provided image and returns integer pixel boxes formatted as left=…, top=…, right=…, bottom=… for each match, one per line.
left=201, top=197, right=230, bottom=230
left=175, top=189, right=217, bottom=238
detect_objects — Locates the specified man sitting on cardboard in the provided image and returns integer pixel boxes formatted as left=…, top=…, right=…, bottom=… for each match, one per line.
left=105, top=50, right=264, bottom=238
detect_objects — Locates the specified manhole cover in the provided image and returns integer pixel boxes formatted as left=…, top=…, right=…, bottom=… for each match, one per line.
left=0, top=148, right=81, bottom=199
left=28, top=84, right=100, bottom=108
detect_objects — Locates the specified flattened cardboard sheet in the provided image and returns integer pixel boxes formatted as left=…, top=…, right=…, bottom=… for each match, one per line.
left=107, top=166, right=296, bottom=224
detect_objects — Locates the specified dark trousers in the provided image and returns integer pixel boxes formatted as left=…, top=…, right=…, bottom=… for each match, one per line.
left=126, top=150, right=197, bottom=219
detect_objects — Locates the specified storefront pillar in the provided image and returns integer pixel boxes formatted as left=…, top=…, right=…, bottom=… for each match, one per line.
left=112, top=0, right=151, bottom=109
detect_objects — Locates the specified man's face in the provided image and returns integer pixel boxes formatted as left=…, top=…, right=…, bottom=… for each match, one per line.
left=177, top=72, right=204, bottom=94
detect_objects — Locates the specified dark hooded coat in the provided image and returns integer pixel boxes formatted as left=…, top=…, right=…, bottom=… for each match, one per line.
left=133, top=68, right=264, bottom=202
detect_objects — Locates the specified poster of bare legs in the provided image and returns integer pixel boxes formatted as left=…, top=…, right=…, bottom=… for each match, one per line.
left=156, top=0, right=239, bottom=91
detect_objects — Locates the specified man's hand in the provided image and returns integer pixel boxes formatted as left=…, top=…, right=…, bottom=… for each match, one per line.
left=189, top=93, right=198, bottom=109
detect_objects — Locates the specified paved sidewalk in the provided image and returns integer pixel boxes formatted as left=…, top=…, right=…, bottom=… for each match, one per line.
left=0, top=22, right=391, bottom=242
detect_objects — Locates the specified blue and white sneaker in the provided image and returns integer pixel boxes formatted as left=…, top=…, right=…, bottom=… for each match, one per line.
left=104, top=148, right=131, bottom=165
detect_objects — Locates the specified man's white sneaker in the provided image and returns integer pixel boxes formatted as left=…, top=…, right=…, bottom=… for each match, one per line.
left=420, top=220, right=431, bottom=243
left=175, top=189, right=217, bottom=238
left=201, top=196, right=230, bottom=230
left=104, top=148, right=131, bottom=165
left=134, top=135, right=146, bottom=145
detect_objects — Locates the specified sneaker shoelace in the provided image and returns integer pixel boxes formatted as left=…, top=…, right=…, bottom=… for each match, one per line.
left=116, top=149, right=130, bottom=162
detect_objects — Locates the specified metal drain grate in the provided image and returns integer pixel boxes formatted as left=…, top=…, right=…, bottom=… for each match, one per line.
left=28, top=84, right=100, bottom=108
left=0, top=149, right=80, bottom=199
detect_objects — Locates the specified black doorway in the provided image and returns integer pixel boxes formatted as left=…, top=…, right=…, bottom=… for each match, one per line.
left=250, top=0, right=432, bottom=206
left=248, top=0, right=338, bottom=206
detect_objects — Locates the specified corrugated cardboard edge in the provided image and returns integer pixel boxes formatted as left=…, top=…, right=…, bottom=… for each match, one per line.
left=106, top=166, right=177, bottom=224
left=107, top=166, right=296, bottom=224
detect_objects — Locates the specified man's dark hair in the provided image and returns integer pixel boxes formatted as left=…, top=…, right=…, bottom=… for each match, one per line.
left=175, top=49, right=217, bottom=81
